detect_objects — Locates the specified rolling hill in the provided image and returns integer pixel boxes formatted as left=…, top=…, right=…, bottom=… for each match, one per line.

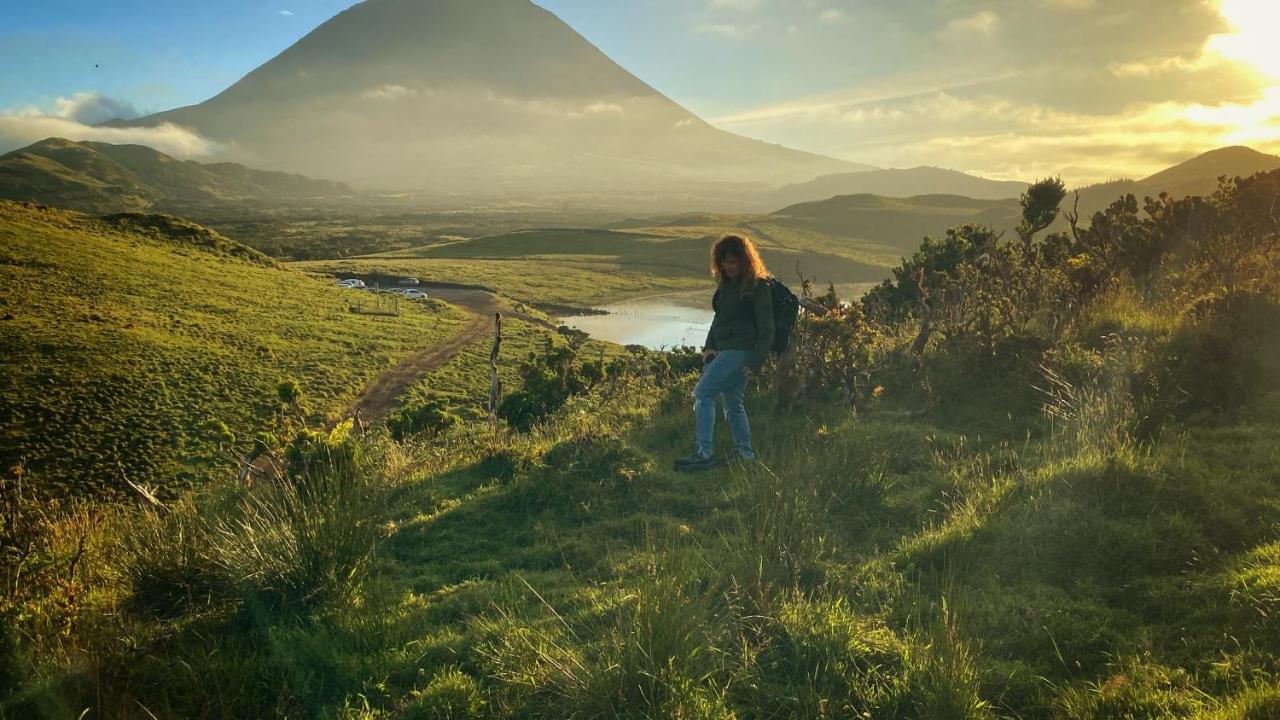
left=0, top=200, right=466, bottom=496
left=763, top=194, right=1023, bottom=256
left=0, top=137, right=351, bottom=213
left=772, top=166, right=1029, bottom=206
left=119, top=0, right=864, bottom=197
left=1069, top=146, right=1280, bottom=217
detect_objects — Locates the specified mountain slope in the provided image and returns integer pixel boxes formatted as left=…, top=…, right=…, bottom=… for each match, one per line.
left=0, top=138, right=350, bottom=213
left=123, top=0, right=857, bottom=195
left=1070, top=146, right=1280, bottom=217
left=767, top=193, right=1023, bottom=256
left=0, top=200, right=464, bottom=496
left=772, top=166, right=1028, bottom=207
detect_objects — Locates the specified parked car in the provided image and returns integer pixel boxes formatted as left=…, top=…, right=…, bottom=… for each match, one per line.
left=337, top=278, right=366, bottom=289
left=403, top=289, right=428, bottom=300
left=398, top=277, right=421, bottom=287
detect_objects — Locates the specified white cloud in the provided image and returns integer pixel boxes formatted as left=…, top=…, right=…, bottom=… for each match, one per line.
left=0, top=115, right=222, bottom=158
left=819, top=8, right=846, bottom=24
left=361, top=84, right=418, bottom=101
left=710, top=0, right=764, bottom=11
left=47, top=92, right=140, bottom=124
left=938, top=10, right=1001, bottom=42
left=695, top=22, right=761, bottom=38
left=582, top=102, right=625, bottom=116
left=712, top=84, right=1280, bottom=183
left=278, top=9, right=294, bottom=16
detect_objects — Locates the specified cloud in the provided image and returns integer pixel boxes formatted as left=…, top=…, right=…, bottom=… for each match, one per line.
left=46, top=92, right=140, bottom=124
left=1109, top=54, right=1216, bottom=78
left=938, top=10, right=1001, bottom=42
left=712, top=84, right=1280, bottom=183
left=819, top=8, right=846, bottom=25
left=278, top=9, right=294, bottom=16
left=695, top=22, right=760, bottom=38
left=0, top=114, right=221, bottom=158
left=709, top=0, right=763, bottom=11
left=582, top=102, right=625, bottom=116
left=361, top=84, right=418, bottom=101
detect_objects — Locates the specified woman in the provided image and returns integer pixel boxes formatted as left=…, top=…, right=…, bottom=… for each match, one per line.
left=675, top=234, right=774, bottom=472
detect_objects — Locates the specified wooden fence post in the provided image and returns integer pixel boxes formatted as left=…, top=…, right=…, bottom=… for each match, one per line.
left=488, top=312, right=503, bottom=423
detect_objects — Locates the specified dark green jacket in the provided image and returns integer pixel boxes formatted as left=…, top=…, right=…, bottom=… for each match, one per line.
left=703, top=279, right=775, bottom=372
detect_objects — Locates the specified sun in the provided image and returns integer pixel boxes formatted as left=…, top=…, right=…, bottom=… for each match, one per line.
left=1208, top=0, right=1280, bottom=79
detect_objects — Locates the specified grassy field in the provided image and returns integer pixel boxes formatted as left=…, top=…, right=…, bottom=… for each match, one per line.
left=7, top=335, right=1278, bottom=718
left=297, top=221, right=895, bottom=312
left=0, top=201, right=473, bottom=497
left=293, top=256, right=710, bottom=310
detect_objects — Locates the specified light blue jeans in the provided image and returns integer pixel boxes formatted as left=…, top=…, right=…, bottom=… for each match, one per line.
left=693, top=350, right=753, bottom=459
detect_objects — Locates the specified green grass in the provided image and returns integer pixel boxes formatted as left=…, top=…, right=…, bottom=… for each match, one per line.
left=0, top=201, right=471, bottom=497
left=295, top=221, right=894, bottom=312
left=9, top=353, right=1278, bottom=717
left=292, top=256, right=708, bottom=309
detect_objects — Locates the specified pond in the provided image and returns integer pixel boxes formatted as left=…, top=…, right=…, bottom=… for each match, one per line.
left=560, top=292, right=713, bottom=349
left=560, top=283, right=879, bottom=350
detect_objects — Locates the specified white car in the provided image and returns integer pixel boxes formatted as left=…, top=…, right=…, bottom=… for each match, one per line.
left=403, top=289, right=428, bottom=299
left=337, top=278, right=366, bottom=289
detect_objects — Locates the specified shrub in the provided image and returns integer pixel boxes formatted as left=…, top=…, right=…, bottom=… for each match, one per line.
left=1151, top=291, right=1280, bottom=415
left=388, top=396, right=460, bottom=442
left=499, top=342, right=606, bottom=431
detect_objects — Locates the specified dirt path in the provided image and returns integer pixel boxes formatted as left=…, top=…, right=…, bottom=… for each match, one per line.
left=339, top=288, right=497, bottom=425
left=341, top=287, right=553, bottom=426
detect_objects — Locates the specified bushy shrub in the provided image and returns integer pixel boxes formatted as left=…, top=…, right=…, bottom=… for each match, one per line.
left=284, top=420, right=361, bottom=481
left=1151, top=291, right=1280, bottom=414
left=388, top=395, right=460, bottom=442
left=498, top=341, right=606, bottom=431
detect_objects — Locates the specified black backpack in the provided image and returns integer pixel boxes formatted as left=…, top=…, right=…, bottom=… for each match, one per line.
left=763, top=276, right=800, bottom=353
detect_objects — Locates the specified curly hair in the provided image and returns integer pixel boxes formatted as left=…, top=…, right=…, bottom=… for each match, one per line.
left=710, top=234, right=770, bottom=291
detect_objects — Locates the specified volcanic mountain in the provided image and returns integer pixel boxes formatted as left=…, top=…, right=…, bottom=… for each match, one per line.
left=122, top=0, right=864, bottom=197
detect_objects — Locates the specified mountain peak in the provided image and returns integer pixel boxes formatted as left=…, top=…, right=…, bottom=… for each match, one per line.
left=124, top=0, right=856, bottom=197
left=1141, top=145, right=1280, bottom=188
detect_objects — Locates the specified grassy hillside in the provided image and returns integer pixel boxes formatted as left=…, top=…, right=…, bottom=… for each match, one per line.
left=772, top=166, right=1029, bottom=206
left=4, top=173, right=1280, bottom=718
left=767, top=193, right=1023, bottom=256
left=1067, top=146, right=1280, bottom=222
left=0, top=201, right=469, bottom=497
left=0, top=138, right=350, bottom=215
left=6, top=327, right=1278, bottom=718
left=292, top=256, right=709, bottom=310
left=307, top=224, right=895, bottom=311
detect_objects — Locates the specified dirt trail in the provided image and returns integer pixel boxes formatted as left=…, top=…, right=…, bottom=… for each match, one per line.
left=341, top=287, right=552, bottom=425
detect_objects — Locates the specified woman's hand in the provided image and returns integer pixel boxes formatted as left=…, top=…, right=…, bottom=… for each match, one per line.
left=701, top=349, right=718, bottom=365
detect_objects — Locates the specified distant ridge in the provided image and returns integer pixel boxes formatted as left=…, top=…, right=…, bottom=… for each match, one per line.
left=1069, top=146, right=1280, bottom=217
left=767, top=193, right=1022, bottom=255
left=772, top=166, right=1028, bottom=207
left=0, top=137, right=350, bottom=213
left=120, top=0, right=863, bottom=196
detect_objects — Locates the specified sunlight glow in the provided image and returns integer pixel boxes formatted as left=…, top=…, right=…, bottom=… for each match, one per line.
left=1208, top=0, right=1280, bottom=79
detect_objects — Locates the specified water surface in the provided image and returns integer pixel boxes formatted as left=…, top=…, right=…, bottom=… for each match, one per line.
left=561, top=292, right=713, bottom=349
left=561, top=282, right=879, bottom=349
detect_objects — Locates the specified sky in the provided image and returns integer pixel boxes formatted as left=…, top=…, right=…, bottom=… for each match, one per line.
left=2, top=0, right=1278, bottom=183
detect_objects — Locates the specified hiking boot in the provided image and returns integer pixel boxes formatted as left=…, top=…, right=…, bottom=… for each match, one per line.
left=673, top=452, right=721, bottom=472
